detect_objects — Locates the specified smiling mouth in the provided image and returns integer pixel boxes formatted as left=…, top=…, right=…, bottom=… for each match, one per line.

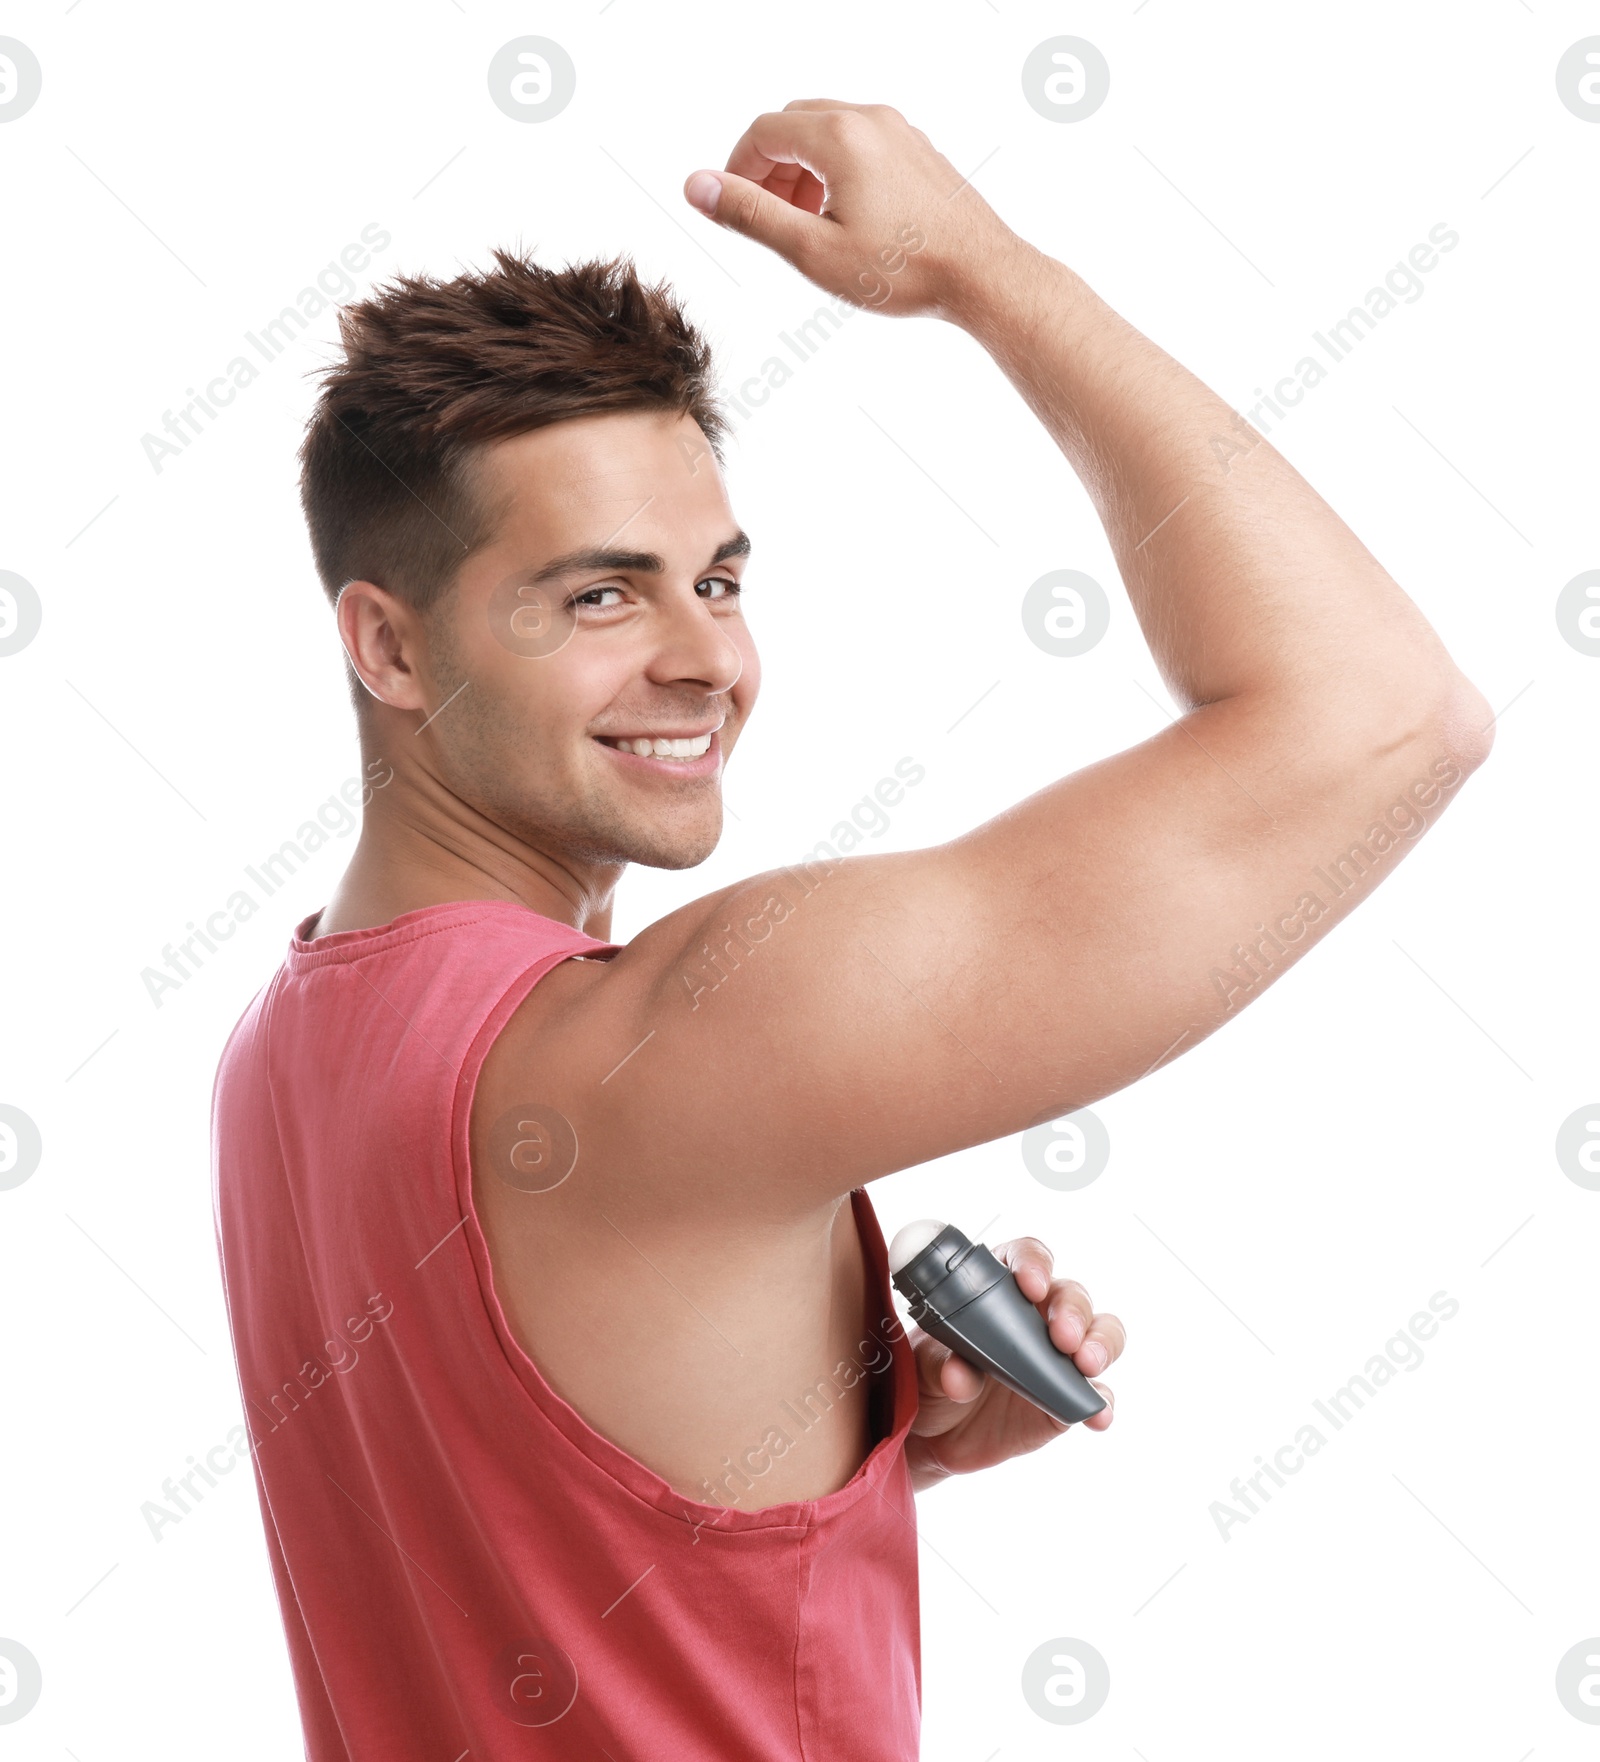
left=594, top=717, right=724, bottom=764
left=597, top=731, right=714, bottom=760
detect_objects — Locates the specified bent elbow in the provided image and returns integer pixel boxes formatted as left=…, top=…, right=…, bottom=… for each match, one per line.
left=1434, top=671, right=1496, bottom=777
left=1362, top=664, right=1496, bottom=779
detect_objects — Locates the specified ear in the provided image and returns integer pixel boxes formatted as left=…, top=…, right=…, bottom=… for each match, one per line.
left=336, top=579, right=431, bottom=713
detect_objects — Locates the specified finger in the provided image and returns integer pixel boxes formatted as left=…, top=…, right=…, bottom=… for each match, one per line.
left=1073, top=1311, right=1127, bottom=1378
left=994, top=1235, right=1054, bottom=1304
left=910, top=1328, right=983, bottom=1407
left=748, top=157, right=820, bottom=213
left=683, top=165, right=828, bottom=264
left=782, top=100, right=930, bottom=152
left=721, top=108, right=850, bottom=190
left=781, top=97, right=873, bottom=113
left=765, top=162, right=825, bottom=217
left=1042, top=1277, right=1094, bottom=1353
left=940, top=1349, right=985, bottom=1403
left=1081, top=1381, right=1115, bottom=1431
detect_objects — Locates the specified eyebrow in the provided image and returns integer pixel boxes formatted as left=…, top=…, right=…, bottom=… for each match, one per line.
left=529, top=529, right=751, bottom=585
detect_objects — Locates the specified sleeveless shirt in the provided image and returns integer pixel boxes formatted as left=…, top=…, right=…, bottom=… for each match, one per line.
left=211, top=899, right=922, bottom=1758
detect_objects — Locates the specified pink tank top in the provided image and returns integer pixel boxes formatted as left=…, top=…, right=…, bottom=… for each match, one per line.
left=211, top=899, right=921, bottom=1759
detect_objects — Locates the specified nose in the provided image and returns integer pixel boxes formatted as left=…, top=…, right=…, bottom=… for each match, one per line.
left=642, top=584, right=746, bottom=697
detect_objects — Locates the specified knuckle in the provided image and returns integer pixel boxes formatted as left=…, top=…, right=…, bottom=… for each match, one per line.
left=721, top=184, right=759, bottom=230
left=914, top=1331, right=948, bottom=1369
left=1088, top=1332, right=1120, bottom=1367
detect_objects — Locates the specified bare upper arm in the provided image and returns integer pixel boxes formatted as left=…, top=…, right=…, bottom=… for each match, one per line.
left=476, top=687, right=1487, bottom=1224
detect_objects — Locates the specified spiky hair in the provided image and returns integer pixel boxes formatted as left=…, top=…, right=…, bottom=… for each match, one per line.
left=299, top=248, right=728, bottom=624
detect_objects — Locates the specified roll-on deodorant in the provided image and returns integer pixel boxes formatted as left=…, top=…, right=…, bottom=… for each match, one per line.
left=889, top=1219, right=1107, bottom=1426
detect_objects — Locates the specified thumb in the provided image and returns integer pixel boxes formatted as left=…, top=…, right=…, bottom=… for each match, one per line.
left=684, top=168, right=825, bottom=268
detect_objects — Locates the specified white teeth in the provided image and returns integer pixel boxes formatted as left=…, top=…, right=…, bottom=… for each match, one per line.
left=612, top=732, right=712, bottom=760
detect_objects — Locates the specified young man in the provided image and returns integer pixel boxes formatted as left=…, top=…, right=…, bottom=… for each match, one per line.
left=213, top=101, right=1491, bottom=1759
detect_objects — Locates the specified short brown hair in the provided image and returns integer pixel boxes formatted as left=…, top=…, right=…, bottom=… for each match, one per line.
left=298, top=248, right=729, bottom=629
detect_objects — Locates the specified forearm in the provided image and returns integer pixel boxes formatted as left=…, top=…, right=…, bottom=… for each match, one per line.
left=691, top=99, right=1483, bottom=743
left=943, top=239, right=1486, bottom=740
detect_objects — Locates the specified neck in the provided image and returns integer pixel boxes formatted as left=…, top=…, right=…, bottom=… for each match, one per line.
left=316, top=762, right=621, bottom=943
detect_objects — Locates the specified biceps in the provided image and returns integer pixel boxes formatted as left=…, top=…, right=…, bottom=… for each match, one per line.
left=577, top=701, right=1475, bottom=1210
left=892, top=700, right=1472, bottom=1119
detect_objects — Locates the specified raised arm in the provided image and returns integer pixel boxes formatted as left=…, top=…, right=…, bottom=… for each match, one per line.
left=488, top=103, right=1492, bottom=1222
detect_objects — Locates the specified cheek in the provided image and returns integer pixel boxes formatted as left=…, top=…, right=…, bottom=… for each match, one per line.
left=554, top=650, right=641, bottom=745
left=464, top=650, right=586, bottom=763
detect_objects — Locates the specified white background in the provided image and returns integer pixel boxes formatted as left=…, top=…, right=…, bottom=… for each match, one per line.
left=2, top=2, right=1596, bottom=1757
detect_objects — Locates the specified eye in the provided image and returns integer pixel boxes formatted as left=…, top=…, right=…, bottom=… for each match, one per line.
left=568, top=583, right=627, bottom=610
left=697, top=576, right=742, bottom=601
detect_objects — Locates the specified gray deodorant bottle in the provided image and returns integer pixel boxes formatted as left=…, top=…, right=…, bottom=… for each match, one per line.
left=889, top=1219, right=1107, bottom=1426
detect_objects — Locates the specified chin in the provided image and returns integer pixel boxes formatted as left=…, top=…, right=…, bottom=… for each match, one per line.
left=560, top=806, right=723, bottom=872
left=626, top=825, right=722, bottom=871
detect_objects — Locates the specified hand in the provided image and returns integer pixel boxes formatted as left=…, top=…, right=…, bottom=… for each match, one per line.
left=682, top=99, right=1020, bottom=318
left=903, top=1236, right=1122, bottom=1493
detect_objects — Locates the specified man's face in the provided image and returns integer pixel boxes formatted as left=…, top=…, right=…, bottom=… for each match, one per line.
left=421, top=407, right=758, bottom=873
